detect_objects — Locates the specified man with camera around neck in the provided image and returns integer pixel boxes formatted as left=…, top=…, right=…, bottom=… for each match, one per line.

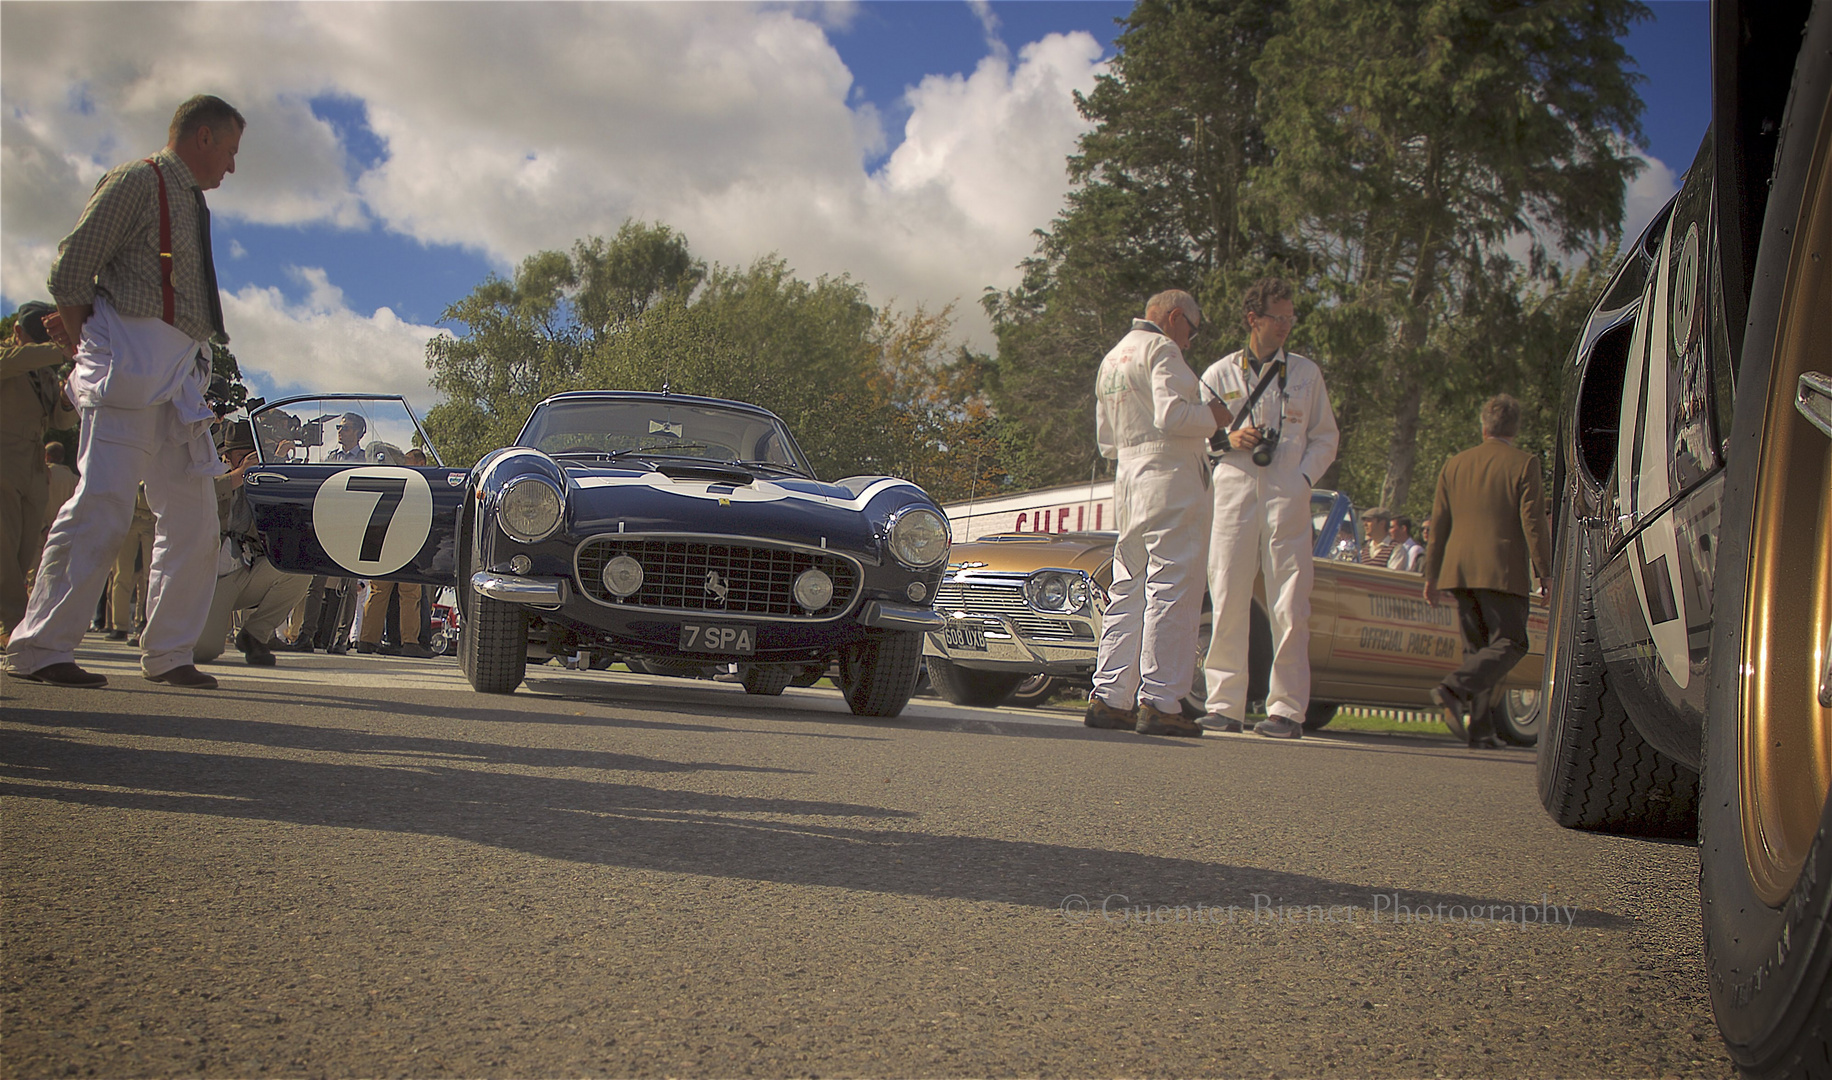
left=1196, top=278, right=1339, bottom=739
left=5, top=95, right=244, bottom=690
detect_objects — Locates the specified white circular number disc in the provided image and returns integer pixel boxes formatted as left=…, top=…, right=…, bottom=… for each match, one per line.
left=312, top=466, right=435, bottom=577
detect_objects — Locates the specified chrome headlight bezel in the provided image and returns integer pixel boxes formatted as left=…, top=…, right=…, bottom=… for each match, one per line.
left=886, top=506, right=950, bottom=569
left=1023, top=569, right=1092, bottom=614
left=793, top=567, right=835, bottom=612
left=601, top=554, right=645, bottom=597
left=497, top=475, right=564, bottom=544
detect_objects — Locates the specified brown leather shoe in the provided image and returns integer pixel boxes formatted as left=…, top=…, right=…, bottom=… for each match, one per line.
left=7, top=662, right=108, bottom=688
left=1136, top=703, right=1203, bottom=737
left=1083, top=696, right=1138, bottom=729
left=144, top=665, right=219, bottom=690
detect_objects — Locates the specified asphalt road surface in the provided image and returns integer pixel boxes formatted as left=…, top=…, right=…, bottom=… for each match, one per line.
left=2, top=640, right=1732, bottom=1077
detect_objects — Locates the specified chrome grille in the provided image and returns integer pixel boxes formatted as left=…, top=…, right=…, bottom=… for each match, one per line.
left=577, top=536, right=859, bottom=619
left=932, top=580, right=1087, bottom=639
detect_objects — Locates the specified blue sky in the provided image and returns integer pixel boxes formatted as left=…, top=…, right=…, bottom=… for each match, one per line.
left=2, top=1, right=1709, bottom=411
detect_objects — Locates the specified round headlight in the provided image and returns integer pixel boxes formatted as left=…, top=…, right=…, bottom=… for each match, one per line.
left=602, top=555, right=644, bottom=597
left=794, top=568, right=834, bottom=612
left=498, top=476, right=563, bottom=543
left=887, top=507, right=949, bottom=569
left=1025, top=571, right=1090, bottom=614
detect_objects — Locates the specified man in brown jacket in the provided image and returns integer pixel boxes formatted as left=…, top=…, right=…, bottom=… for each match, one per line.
left=1421, top=394, right=1553, bottom=747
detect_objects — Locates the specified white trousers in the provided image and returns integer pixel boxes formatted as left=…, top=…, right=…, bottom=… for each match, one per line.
left=1091, top=448, right=1213, bottom=713
left=1203, top=462, right=1314, bottom=721
left=194, top=558, right=313, bottom=663
left=8, top=405, right=219, bottom=677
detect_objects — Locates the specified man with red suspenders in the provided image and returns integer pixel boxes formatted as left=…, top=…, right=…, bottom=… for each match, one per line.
left=5, top=95, right=245, bottom=689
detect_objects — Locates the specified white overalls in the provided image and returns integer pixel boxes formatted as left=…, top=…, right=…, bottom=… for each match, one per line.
left=1197, top=348, right=1339, bottom=722
left=1091, top=321, right=1219, bottom=713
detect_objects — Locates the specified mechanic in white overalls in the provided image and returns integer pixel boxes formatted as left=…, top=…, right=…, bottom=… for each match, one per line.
left=1196, top=278, right=1339, bottom=739
left=1087, top=290, right=1233, bottom=737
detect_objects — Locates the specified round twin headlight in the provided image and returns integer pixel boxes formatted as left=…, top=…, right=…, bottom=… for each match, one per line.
left=602, top=555, right=644, bottom=598
left=1024, top=570, right=1091, bottom=614
left=794, top=568, right=834, bottom=612
left=498, top=476, right=563, bottom=543
left=887, top=507, right=950, bottom=569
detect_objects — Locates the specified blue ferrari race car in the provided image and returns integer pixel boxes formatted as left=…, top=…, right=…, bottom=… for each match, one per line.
left=242, top=390, right=951, bottom=717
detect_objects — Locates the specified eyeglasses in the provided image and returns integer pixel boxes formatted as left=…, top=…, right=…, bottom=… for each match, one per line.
left=1252, top=312, right=1298, bottom=327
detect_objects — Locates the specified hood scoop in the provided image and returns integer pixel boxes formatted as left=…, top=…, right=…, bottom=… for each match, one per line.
left=654, top=461, right=755, bottom=486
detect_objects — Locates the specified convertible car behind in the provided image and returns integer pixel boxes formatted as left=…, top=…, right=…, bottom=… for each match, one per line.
left=243, top=390, right=951, bottom=718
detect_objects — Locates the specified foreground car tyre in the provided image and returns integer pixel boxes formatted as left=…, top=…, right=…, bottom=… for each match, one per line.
left=927, top=656, right=1025, bottom=707
left=1537, top=528, right=1698, bottom=836
left=836, top=631, right=924, bottom=717
left=1701, top=15, right=1832, bottom=1072
left=740, top=664, right=794, bottom=696
left=462, top=589, right=528, bottom=694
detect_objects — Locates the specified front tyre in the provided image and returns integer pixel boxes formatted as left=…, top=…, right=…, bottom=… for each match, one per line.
left=926, top=656, right=1025, bottom=707
left=462, top=587, right=528, bottom=695
left=1492, top=687, right=1543, bottom=747
left=836, top=631, right=924, bottom=718
left=1701, top=11, right=1832, bottom=1073
left=740, top=664, right=794, bottom=696
left=1302, top=702, right=1338, bottom=731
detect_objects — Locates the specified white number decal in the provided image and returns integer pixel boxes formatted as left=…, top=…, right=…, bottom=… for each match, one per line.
left=312, top=466, right=435, bottom=577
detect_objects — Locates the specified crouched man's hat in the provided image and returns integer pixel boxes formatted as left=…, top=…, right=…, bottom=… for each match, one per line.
left=13, top=300, right=55, bottom=345
left=217, top=419, right=256, bottom=454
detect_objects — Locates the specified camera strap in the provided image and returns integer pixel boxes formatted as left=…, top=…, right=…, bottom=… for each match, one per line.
left=1227, top=355, right=1288, bottom=433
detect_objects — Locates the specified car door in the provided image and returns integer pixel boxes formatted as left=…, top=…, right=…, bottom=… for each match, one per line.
left=240, top=395, right=468, bottom=586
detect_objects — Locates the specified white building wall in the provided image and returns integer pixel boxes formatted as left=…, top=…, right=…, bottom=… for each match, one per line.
left=943, top=479, right=1116, bottom=542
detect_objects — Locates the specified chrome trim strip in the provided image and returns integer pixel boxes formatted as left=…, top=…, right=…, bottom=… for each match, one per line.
left=859, top=600, right=946, bottom=631
left=471, top=570, right=567, bottom=607
left=1798, top=371, right=1832, bottom=440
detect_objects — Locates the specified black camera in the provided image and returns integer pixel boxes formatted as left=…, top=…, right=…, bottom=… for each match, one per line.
left=1251, top=427, right=1280, bottom=467
left=257, top=411, right=325, bottom=450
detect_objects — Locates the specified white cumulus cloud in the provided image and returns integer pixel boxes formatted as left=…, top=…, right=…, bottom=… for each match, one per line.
left=2, top=1, right=1106, bottom=381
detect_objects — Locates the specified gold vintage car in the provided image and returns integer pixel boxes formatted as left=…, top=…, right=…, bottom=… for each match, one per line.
left=925, top=489, right=1548, bottom=741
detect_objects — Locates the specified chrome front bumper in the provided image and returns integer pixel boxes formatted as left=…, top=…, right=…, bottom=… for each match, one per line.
left=922, top=611, right=1098, bottom=675
left=471, top=570, right=569, bottom=608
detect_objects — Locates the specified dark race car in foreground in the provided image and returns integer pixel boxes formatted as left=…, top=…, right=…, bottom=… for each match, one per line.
left=245, top=390, right=950, bottom=718
left=1537, top=2, right=1830, bottom=1073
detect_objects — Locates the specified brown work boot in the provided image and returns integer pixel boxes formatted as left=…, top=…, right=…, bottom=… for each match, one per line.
left=1083, top=696, right=1138, bottom=730
left=1136, top=703, right=1203, bottom=737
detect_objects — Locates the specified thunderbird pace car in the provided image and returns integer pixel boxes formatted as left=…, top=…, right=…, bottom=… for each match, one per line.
left=242, top=391, right=951, bottom=717
left=1533, top=3, right=1831, bottom=1073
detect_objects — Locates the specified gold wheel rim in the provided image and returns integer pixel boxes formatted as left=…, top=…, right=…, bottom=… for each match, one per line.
left=1740, top=99, right=1832, bottom=907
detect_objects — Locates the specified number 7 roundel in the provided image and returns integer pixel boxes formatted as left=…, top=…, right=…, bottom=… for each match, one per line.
left=311, top=466, right=436, bottom=577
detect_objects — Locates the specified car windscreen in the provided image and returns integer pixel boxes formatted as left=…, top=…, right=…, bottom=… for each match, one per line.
left=518, top=400, right=811, bottom=475
left=251, top=397, right=440, bottom=466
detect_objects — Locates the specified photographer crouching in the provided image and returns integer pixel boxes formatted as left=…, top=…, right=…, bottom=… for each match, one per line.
left=194, top=421, right=310, bottom=666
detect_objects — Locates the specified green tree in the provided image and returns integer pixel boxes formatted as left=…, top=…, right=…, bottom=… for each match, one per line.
left=1254, top=0, right=1646, bottom=509
left=982, top=0, right=1290, bottom=490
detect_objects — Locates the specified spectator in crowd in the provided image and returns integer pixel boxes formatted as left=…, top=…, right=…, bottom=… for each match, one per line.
left=1361, top=508, right=1395, bottom=566
left=1, top=302, right=77, bottom=645
left=194, top=421, right=311, bottom=666
left=1197, top=278, right=1339, bottom=739
left=1388, top=514, right=1425, bottom=573
left=404, top=448, right=427, bottom=466
left=44, top=443, right=78, bottom=529
left=359, top=579, right=432, bottom=657
left=1086, top=289, right=1230, bottom=736
left=1423, top=394, right=1553, bottom=747
left=105, top=485, right=155, bottom=643
left=6, top=95, right=245, bottom=690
